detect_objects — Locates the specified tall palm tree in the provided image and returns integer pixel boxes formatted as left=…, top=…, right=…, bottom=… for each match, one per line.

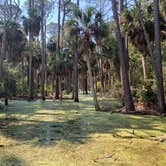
left=111, top=0, right=135, bottom=112
left=47, top=37, right=57, bottom=96
left=23, top=0, right=41, bottom=100
left=153, top=0, right=165, bottom=113
left=79, top=8, right=104, bottom=111
left=67, top=7, right=108, bottom=111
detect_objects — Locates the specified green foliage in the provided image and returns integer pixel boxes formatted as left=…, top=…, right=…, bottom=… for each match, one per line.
left=22, top=8, right=41, bottom=37
left=47, top=38, right=57, bottom=53
left=0, top=71, right=17, bottom=97
left=4, top=21, right=27, bottom=63
left=135, top=81, right=157, bottom=104
left=114, top=80, right=122, bottom=89
left=16, top=84, right=28, bottom=96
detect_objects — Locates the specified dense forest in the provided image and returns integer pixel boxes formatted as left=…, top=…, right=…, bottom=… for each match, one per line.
left=0, top=0, right=166, bottom=113
left=0, top=0, right=166, bottom=165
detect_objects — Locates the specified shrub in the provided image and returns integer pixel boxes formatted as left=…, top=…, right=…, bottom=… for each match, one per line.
left=136, top=81, right=157, bottom=104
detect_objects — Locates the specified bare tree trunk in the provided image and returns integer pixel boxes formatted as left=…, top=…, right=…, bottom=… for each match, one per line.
left=59, top=75, right=62, bottom=101
left=142, top=55, right=148, bottom=81
left=154, top=0, right=165, bottom=113
left=44, top=19, right=47, bottom=97
left=61, top=4, right=66, bottom=48
left=119, top=0, right=124, bottom=12
left=0, top=32, right=5, bottom=76
left=55, top=0, right=61, bottom=99
left=9, top=0, right=13, bottom=20
left=0, top=51, right=3, bottom=76
left=28, top=0, right=34, bottom=100
left=111, top=0, right=135, bottom=112
left=5, top=97, right=8, bottom=106
left=86, top=53, right=100, bottom=111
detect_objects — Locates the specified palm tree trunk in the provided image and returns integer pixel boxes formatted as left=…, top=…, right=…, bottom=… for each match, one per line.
left=28, top=40, right=33, bottom=100
left=52, top=72, right=55, bottom=96
left=61, top=5, right=66, bottom=48
left=21, top=57, right=25, bottom=88
left=73, top=46, right=79, bottom=102
left=59, top=75, right=62, bottom=101
left=85, top=73, right=88, bottom=94
left=154, top=0, right=165, bottom=113
left=73, top=0, right=79, bottom=102
left=0, top=50, right=3, bottom=76
left=28, top=0, right=34, bottom=100
left=86, top=53, right=100, bottom=111
left=41, top=0, right=45, bottom=100
left=72, top=71, right=74, bottom=99
left=99, top=59, right=104, bottom=97
left=55, top=76, right=59, bottom=99
left=111, top=0, right=135, bottom=112
left=124, top=34, right=129, bottom=72
left=66, top=71, right=71, bottom=94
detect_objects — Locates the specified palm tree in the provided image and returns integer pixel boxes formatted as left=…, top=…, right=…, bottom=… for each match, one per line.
left=79, top=8, right=105, bottom=111
left=23, top=0, right=41, bottom=100
left=47, top=37, right=57, bottom=96
left=122, top=2, right=153, bottom=81
left=153, top=0, right=165, bottom=113
left=111, top=0, right=135, bottom=112
left=67, top=7, right=102, bottom=110
left=65, top=5, right=80, bottom=102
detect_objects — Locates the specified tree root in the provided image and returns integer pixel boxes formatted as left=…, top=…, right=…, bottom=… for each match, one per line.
left=93, top=153, right=115, bottom=162
left=149, top=135, right=166, bottom=142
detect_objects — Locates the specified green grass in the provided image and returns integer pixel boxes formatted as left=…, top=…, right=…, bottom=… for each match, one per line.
left=0, top=95, right=166, bottom=166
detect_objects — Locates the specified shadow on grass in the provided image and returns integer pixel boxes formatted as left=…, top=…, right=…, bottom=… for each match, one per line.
left=0, top=99, right=166, bottom=146
left=0, top=155, right=25, bottom=166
